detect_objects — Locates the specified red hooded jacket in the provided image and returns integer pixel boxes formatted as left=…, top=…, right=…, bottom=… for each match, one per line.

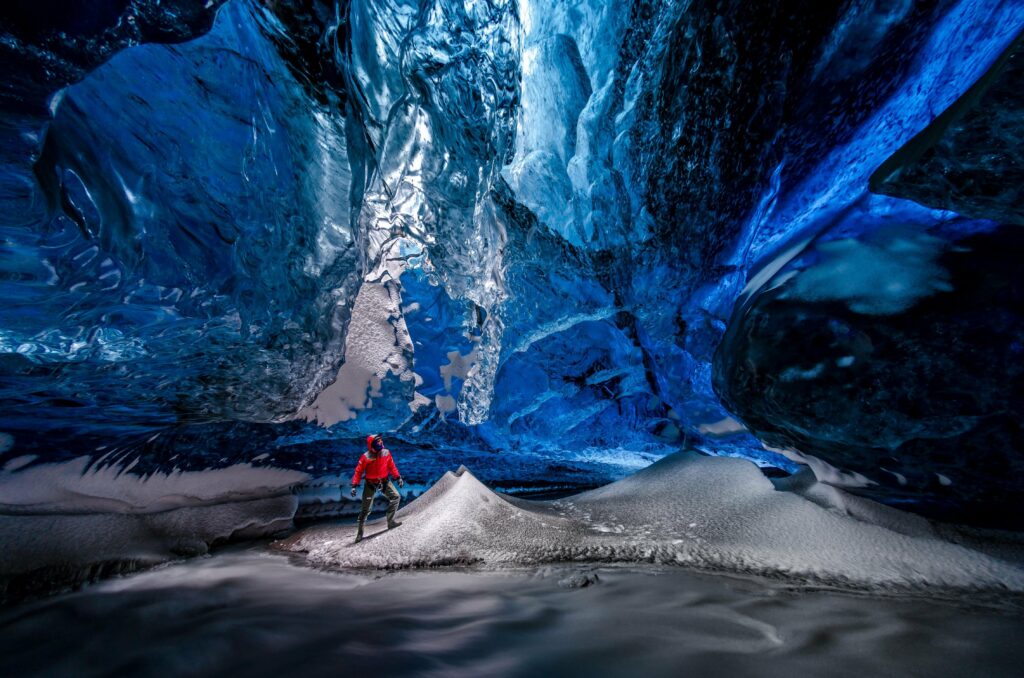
left=351, top=436, right=401, bottom=486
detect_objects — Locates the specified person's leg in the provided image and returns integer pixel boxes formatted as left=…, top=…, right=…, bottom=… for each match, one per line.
left=356, top=483, right=375, bottom=541
left=383, top=480, right=401, bottom=527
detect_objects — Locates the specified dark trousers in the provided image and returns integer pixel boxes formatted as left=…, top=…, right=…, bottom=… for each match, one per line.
left=358, top=479, right=400, bottom=527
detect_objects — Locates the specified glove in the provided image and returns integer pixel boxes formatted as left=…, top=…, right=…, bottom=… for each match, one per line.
left=397, top=477, right=405, bottom=488
left=350, top=486, right=357, bottom=498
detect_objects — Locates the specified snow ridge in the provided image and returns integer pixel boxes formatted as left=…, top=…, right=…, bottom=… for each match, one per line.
left=279, top=454, right=1024, bottom=592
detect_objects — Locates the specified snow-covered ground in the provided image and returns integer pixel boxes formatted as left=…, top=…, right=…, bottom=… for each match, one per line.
left=281, top=452, right=1024, bottom=592
left=5, top=450, right=1024, bottom=602
left=3, top=452, right=1024, bottom=676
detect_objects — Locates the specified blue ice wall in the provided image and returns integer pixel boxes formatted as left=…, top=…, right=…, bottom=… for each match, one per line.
left=0, top=0, right=1022, bottom=517
left=1, top=1, right=359, bottom=434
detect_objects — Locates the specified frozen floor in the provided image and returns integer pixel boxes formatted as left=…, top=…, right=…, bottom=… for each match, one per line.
left=281, top=455, right=1024, bottom=592
left=0, top=546, right=1022, bottom=677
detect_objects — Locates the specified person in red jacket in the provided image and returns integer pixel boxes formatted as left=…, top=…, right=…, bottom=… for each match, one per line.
left=350, top=433, right=404, bottom=542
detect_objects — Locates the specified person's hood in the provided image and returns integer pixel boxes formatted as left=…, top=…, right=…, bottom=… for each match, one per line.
left=365, top=434, right=387, bottom=458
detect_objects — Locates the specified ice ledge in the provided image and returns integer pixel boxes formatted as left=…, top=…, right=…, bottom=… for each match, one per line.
left=0, top=458, right=309, bottom=602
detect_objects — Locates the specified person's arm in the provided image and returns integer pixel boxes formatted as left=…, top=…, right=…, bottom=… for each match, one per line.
left=350, top=455, right=366, bottom=494
left=388, top=452, right=403, bottom=486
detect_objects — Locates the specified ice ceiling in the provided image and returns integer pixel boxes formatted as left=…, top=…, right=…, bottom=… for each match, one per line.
left=0, top=0, right=1022, bottom=526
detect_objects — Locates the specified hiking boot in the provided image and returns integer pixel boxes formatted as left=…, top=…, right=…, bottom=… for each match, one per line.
left=387, top=520, right=402, bottom=530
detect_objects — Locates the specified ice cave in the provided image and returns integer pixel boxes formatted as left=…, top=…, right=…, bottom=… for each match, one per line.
left=1, top=0, right=1023, bottom=675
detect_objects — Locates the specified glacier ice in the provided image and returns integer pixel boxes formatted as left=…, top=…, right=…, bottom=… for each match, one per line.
left=5, top=553, right=1024, bottom=677
left=0, top=0, right=1022, bottom=534
left=0, top=456, right=307, bottom=601
left=3, top=0, right=360, bottom=429
left=871, top=31, right=1024, bottom=225
left=715, top=225, right=1024, bottom=527
left=779, top=227, right=953, bottom=316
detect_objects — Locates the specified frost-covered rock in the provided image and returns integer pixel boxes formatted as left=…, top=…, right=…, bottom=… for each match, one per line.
left=557, top=571, right=600, bottom=588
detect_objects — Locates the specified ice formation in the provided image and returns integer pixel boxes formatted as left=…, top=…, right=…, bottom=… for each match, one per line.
left=780, top=228, right=953, bottom=316
left=0, top=457, right=307, bottom=600
left=5, top=554, right=1024, bottom=677
left=279, top=454, right=1024, bottom=592
left=0, top=0, right=1023, bottom=579
left=715, top=224, right=1024, bottom=527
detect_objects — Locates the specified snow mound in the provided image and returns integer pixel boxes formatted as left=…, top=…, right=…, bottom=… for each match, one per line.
left=278, top=454, right=1024, bottom=592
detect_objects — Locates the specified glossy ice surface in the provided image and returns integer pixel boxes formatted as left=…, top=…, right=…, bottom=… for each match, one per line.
left=1, top=1, right=1022, bottom=528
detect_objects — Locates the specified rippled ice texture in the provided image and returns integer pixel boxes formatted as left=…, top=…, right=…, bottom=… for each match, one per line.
left=1, top=0, right=1024, bottom=521
left=1, top=548, right=1022, bottom=677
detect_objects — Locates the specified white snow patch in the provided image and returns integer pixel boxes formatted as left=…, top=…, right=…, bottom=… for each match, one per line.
left=439, top=348, right=478, bottom=391
left=773, top=469, right=935, bottom=540
left=434, top=393, right=457, bottom=414
left=783, top=229, right=952, bottom=315
left=279, top=454, right=1024, bottom=592
left=298, top=281, right=416, bottom=427
left=697, top=417, right=747, bottom=437
left=769, top=445, right=876, bottom=489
